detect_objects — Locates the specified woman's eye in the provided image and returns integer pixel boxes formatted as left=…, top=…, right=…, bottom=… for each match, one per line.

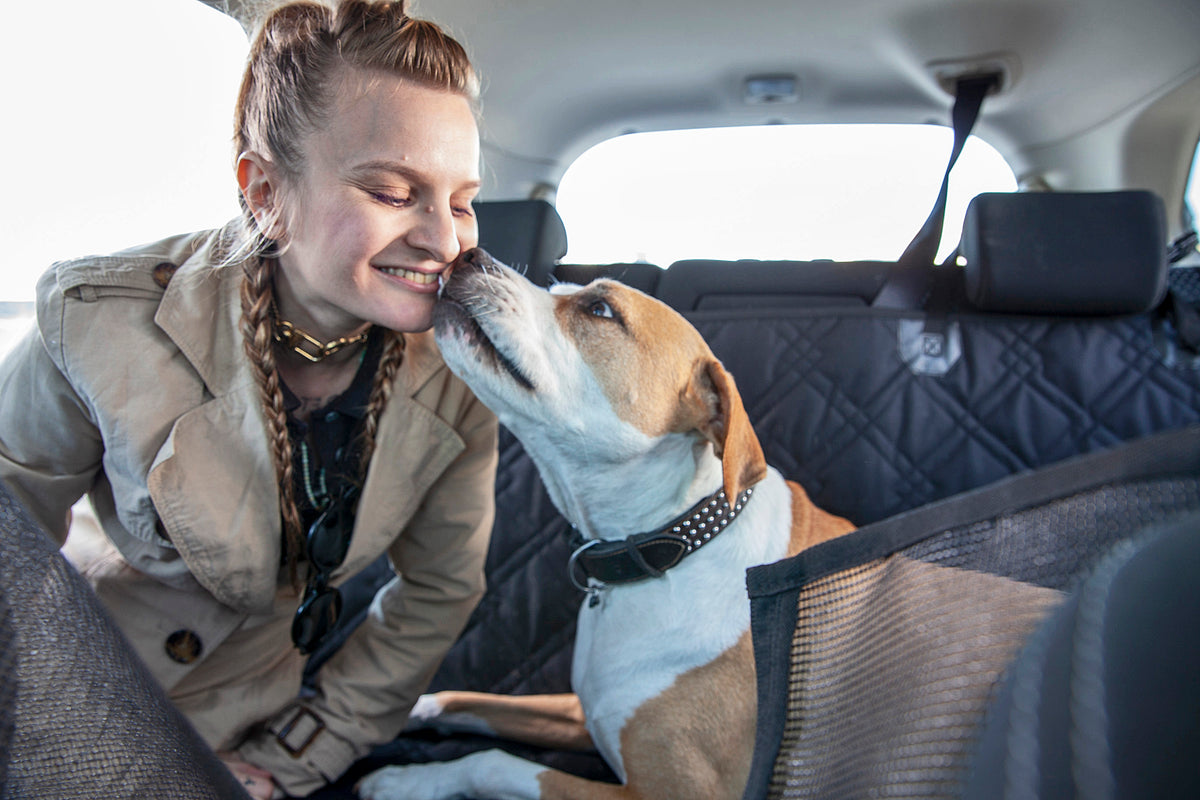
left=588, top=299, right=614, bottom=318
left=370, top=191, right=411, bottom=208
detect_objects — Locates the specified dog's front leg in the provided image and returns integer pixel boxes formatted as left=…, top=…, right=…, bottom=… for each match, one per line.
left=409, top=691, right=594, bottom=751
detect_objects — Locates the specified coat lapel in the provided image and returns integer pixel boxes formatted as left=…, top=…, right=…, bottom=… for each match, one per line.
left=148, top=232, right=284, bottom=612
left=341, top=333, right=466, bottom=577
left=148, top=395, right=283, bottom=613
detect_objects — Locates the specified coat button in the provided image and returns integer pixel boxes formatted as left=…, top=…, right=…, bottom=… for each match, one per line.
left=152, top=262, right=178, bottom=288
left=164, top=629, right=203, bottom=664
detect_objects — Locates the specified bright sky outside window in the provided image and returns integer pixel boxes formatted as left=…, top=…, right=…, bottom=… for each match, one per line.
left=1, top=0, right=249, bottom=304
left=556, top=125, right=1017, bottom=267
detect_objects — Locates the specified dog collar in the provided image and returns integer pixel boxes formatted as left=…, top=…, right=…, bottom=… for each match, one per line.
left=567, top=486, right=755, bottom=599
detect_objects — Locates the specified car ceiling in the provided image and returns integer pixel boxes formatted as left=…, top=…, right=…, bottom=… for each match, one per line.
left=206, top=0, right=1200, bottom=233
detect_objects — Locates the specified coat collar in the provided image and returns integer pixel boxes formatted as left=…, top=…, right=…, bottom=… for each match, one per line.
left=154, top=225, right=263, bottom=398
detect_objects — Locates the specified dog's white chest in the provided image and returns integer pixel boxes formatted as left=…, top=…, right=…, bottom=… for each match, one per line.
left=569, top=472, right=792, bottom=779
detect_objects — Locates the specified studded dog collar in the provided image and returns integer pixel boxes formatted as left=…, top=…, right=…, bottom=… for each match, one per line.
left=568, top=486, right=755, bottom=600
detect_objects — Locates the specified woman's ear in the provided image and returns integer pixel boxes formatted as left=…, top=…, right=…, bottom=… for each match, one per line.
left=236, top=152, right=286, bottom=240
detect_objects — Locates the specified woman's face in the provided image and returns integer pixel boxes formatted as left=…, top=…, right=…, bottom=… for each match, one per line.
left=272, top=70, right=480, bottom=337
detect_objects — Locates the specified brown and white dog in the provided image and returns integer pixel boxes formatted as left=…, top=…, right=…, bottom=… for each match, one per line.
left=357, top=249, right=854, bottom=800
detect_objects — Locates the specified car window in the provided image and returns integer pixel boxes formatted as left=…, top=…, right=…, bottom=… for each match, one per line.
left=1, top=0, right=248, bottom=308
left=0, top=0, right=248, bottom=357
left=556, top=124, right=1017, bottom=267
left=1186, top=140, right=1200, bottom=238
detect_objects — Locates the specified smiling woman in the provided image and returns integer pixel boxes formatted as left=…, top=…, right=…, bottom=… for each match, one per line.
left=0, top=2, right=500, bottom=797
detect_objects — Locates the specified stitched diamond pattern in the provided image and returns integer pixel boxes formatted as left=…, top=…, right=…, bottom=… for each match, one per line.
left=694, top=308, right=1200, bottom=526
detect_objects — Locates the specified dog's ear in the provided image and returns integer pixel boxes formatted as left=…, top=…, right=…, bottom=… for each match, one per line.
left=685, top=358, right=768, bottom=500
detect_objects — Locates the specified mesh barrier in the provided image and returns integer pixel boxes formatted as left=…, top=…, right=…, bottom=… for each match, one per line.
left=965, top=514, right=1200, bottom=800
left=0, top=481, right=251, bottom=800
left=745, top=428, right=1200, bottom=800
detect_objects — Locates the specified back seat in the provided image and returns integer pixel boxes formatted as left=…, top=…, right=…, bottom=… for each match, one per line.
left=551, top=262, right=663, bottom=295
left=687, top=190, right=1194, bottom=523
left=329, top=191, right=1200, bottom=789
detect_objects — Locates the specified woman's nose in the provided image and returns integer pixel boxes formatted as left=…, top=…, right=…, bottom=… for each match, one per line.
left=407, top=204, right=462, bottom=263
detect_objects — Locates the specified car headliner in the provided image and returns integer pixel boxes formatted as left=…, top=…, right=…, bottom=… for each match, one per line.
left=203, top=0, right=1200, bottom=239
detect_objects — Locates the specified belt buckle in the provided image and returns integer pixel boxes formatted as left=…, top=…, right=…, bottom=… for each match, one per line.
left=272, top=705, right=325, bottom=758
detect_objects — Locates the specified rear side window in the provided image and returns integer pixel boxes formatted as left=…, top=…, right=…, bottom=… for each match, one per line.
left=1185, top=141, right=1200, bottom=250
left=2, top=0, right=248, bottom=305
left=557, top=124, right=1016, bottom=267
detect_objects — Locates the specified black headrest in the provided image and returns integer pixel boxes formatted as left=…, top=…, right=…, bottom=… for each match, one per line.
left=552, top=263, right=664, bottom=296
left=960, top=191, right=1168, bottom=315
left=658, top=260, right=891, bottom=312
left=475, top=199, right=568, bottom=285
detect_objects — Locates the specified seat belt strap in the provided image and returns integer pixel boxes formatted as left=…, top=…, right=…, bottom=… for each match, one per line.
left=874, top=74, right=998, bottom=308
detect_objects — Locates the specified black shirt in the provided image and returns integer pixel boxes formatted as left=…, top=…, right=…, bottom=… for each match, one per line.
left=281, top=329, right=384, bottom=532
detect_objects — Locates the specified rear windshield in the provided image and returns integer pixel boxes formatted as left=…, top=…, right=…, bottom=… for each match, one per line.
left=557, top=124, right=1017, bottom=267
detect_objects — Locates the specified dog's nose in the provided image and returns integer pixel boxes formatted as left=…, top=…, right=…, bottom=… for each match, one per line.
left=447, top=248, right=502, bottom=288
left=457, top=247, right=498, bottom=269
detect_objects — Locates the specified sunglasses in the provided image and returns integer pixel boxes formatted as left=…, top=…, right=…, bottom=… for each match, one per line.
left=292, top=484, right=360, bottom=654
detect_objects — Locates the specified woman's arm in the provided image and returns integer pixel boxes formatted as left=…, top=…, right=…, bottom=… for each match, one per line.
left=0, top=318, right=103, bottom=542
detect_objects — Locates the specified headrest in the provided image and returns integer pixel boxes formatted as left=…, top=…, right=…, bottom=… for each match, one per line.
left=658, top=260, right=890, bottom=312
left=475, top=199, right=568, bottom=285
left=552, top=263, right=664, bottom=296
left=960, top=191, right=1168, bottom=315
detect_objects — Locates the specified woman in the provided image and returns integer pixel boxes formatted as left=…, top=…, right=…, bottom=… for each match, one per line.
left=0, top=1, right=496, bottom=796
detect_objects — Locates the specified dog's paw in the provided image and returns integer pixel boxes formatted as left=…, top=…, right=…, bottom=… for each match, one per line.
left=356, top=763, right=460, bottom=800
left=356, top=750, right=545, bottom=800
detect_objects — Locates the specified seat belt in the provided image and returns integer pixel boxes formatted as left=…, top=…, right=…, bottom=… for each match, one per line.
left=873, top=74, right=999, bottom=309
left=1157, top=205, right=1200, bottom=353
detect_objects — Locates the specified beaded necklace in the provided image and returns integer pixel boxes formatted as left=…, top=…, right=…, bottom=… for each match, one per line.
left=298, top=439, right=330, bottom=510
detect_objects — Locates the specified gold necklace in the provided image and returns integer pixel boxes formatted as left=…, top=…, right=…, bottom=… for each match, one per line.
left=273, top=318, right=370, bottom=363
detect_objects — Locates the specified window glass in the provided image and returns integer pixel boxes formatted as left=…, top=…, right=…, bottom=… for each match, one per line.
left=1186, top=141, right=1200, bottom=233
left=1, top=0, right=249, bottom=309
left=556, top=124, right=1017, bottom=267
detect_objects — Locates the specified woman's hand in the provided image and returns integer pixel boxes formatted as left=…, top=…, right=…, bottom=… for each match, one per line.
left=219, top=752, right=281, bottom=800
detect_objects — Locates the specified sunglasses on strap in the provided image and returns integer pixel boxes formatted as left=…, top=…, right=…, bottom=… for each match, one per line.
left=292, top=484, right=360, bottom=654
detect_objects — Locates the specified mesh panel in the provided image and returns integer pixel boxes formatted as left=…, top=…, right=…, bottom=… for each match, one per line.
left=964, top=514, right=1200, bottom=800
left=760, top=476, right=1200, bottom=800
left=0, top=481, right=251, bottom=800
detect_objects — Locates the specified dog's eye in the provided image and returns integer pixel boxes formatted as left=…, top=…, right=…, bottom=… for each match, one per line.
left=587, top=299, right=615, bottom=319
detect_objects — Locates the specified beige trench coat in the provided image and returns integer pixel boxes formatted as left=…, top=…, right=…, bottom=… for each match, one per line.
left=0, top=225, right=498, bottom=795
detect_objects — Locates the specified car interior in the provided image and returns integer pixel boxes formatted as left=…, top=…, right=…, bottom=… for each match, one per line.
left=2, top=0, right=1199, bottom=797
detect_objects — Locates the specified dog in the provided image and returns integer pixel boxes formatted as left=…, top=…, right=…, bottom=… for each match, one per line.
left=357, top=248, right=855, bottom=800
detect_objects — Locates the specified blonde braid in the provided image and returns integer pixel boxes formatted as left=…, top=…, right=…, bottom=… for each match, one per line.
left=358, top=330, right=406, bottom=477
left=239, top=256, right=305, bottom=582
